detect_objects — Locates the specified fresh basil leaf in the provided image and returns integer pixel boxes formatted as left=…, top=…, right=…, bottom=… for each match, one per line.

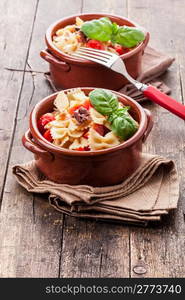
left=81, top=17, right=113, bottom=42
left=89, top=89, right=119, bottom=116
left=111, top=25, right=145, bottom=48
left=116, top=107, right=130, bottom=115
left=111, top=113, right=138, bottom=140
left=112, top=22, right=119, bottom=35
left=89, top=89, right=138, bottom=141
left=108, top=107, right=130, bottom=122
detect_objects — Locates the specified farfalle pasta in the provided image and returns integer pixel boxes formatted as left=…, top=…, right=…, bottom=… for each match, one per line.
left=52, top=17, right=145, bottom=55
left=90, top=108, right=106, bottom=125
left=89, top=128, right=120, bottom=150
left=38, top=88, right=139, bottom=151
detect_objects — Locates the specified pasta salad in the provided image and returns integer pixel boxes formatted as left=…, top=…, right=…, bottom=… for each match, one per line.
left=38, top=89, right=139, bottom=151
left=52, top=16, right=145, bottom=55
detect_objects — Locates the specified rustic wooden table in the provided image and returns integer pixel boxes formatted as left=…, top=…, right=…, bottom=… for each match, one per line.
left=0, top=0, right=185, bottom=278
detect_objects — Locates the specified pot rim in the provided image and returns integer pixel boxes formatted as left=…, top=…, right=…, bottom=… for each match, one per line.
left=45, top=13, right=150, bottom=66
left=30, top=88, right=148, bottom=157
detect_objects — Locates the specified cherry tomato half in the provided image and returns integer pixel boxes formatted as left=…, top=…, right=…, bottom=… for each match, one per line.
left=43, top=129, right=53, bottom=142
left=113, top=45, right=130, bottom=55
left=86, top=39, right=105, bottom=50
left=38, top=113, right=55, bottom=133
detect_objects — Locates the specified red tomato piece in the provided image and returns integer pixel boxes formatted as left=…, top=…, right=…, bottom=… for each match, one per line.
left=82, top=128, right=89, bottom=139
left=43, top=129, right=53, bottom=142
left=75, top=146, right=90, bottom=151
left=83, top=99, right=92, bottom=110
left=83, top=132, right=89, bottom=139
left=113, top=45, right=124, bottom=55
left=123, top=47, right=130, bottom=54
left=69, top=100, right=92, bottom=115
left=113, top=45, right=129, bottom=55
left=93, top=124, right=105, bottom=136
left=87, top=39, right=105, bottom=50
left=37, top=119, right=45, bottom=134
left=59, top=112, right=66, bottom=120
left=69, top=105, right=81, bottom=115
left=93, top=124, right=110, bottom=136
left=38, top=113, right=55, bottom=133
left=84, top=146, right=90, bottom=151
left=103, top=126, right=111, bottom=136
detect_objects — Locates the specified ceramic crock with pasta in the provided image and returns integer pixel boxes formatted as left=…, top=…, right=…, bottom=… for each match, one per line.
left=22, top=88, right=153, bottom=186
left=40, top=13, right=149, bottom=90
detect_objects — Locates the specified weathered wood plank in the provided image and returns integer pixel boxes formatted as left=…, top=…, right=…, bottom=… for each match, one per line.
left=0, top=0, right=38, bottom=199
left=60, top=217, right=129, bottom=278
left=59, top=0, right=130, bottom=278
left=27, top=0, right=84, bottom=71
left=0, top=72, right=64, bottom=278
left=82, top=0, right=128, bottom=14
left=0, top=0, right=83, bottom=278
left=1, top=0, right=184, bottom=278
left=127, top=0, right=185, bottom=277
left=0, top=0, right=40, bottom=276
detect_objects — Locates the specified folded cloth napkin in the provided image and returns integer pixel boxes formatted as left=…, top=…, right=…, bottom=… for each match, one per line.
left=44, top=46, right=174, bottom=102
left=120, top=46, right=174, bottom=101
left=13, top=153, right=179, bottom=226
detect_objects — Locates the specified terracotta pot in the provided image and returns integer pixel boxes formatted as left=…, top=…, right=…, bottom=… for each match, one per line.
left=40, top=13, right=149, bottom=90
left=22, top=88, right=153, bottom=186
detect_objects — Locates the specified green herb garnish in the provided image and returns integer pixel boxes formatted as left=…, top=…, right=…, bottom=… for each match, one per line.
left=111, top=25, right=145, bottom=48
left=89, top=88, right=118, bottom=116
left=81, top=17, right=113, bottom=42
left=109, top=108, right=139, bottom=140
left=89, top=89, right=138, bottom=140
left=81, top=17, right=145, bottom=48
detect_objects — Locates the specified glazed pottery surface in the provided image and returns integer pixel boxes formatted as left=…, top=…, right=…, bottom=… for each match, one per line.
left=22, top=88, right=153, bottom=186
left=40, top=13, right=149, bottom=90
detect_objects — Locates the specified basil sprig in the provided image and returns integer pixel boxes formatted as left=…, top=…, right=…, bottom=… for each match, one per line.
left=110, top=108, right=139, bottom=140
left=89, top=88, right=118, bottom=116
left=81, top=17, right=113, bottom=42
left=81, top=17, right=145, bottom=48
left=89, top=89, right=138, bottom=140
left=111, top=25, right=145, bottom=48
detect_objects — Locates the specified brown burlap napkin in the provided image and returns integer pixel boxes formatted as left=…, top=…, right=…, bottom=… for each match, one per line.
left=44, top=46, right=174, bottom=102
left=13, top=153, right=179, bottom=226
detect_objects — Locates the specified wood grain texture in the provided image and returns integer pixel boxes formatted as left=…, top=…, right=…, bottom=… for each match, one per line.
left=59, top=216, right=129, bottom=278
left=58, top=0, right=130, bottom=278
left=0, top=72, right=64, bottom=277
left=82, top=0, right=127, bottom=14
left=0, top=0, right=184, bottom=278
left=0, top=0, right=39, bottom=276
left=127, top=0, right=185, bottom=278
left=0, top=0, right=38, bottom=200
left=0, top=0, right=82, bottom=277
left=27, top=0, right=83, bottom=71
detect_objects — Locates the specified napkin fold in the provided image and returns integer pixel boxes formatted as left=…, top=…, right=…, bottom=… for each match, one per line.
left=13, top=153, right=179, bottom=226
left=13, top=47, right=177, bottom=226
left=44, top=46, right=174, bottom=102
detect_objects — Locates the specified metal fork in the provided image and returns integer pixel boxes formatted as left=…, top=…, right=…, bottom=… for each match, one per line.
left=73, top=47, right=185, bottom=120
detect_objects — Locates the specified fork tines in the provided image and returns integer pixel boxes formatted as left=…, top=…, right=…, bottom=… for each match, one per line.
left=72, top=47, right=117, bottom=67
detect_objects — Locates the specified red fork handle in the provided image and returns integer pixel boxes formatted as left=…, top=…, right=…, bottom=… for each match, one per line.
left=143, top=85, right=185, bottom=120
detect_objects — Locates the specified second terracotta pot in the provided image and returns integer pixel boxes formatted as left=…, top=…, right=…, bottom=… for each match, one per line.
left=40, top=13, right=149, bottom=90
